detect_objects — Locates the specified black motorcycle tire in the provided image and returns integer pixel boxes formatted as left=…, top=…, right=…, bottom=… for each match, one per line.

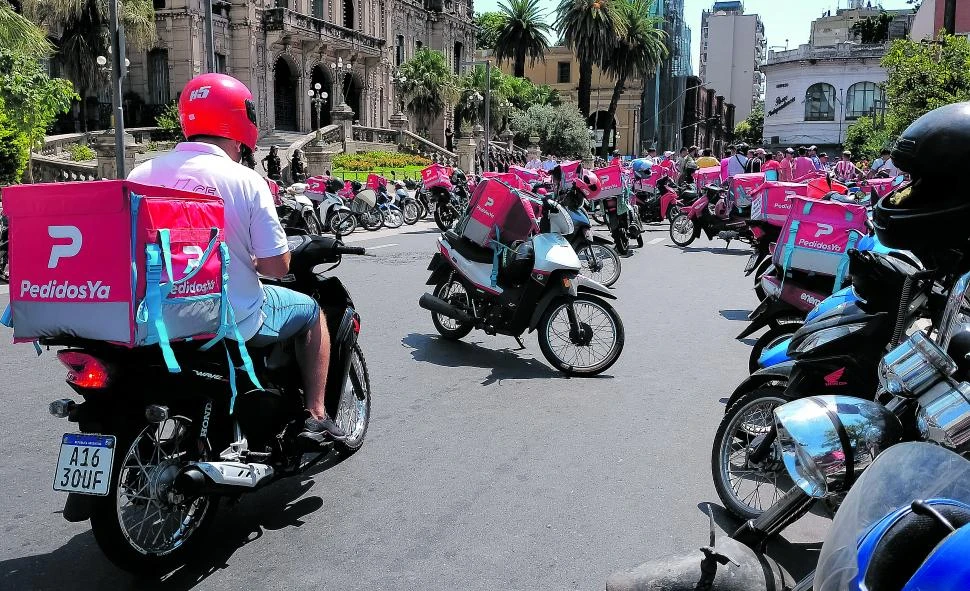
left=579, top=244, right=622, bottom=287
left=753, top=257, right=774, bottom=302
left=666, top=205, right=682, bottom=222
left=332, top=344, right=372, bottom=455
left=402, top=201, right=420, bottom=225
left=669, top=214, right=696, bottom=247
left=538, top=295, right=625, bottom=377
left=434, top=205, right=457, bottom=232
left=362, top=210, right=384, bottom=231
left=90, top=420, right=219, bottom=573
left=748, top=319, right=802, bottom=374
left=431, top=280, right=474, bottom=340
left=712, top=387, right=796, bottom=521
left=329, top=212, right=358, bottom=237
left=304, top=211, right=322, bottom=236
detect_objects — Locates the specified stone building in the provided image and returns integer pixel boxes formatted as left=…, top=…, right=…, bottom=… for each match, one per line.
left=681, top=75, right=735, bottom=155
left=60, top=0, right=475, bottom=142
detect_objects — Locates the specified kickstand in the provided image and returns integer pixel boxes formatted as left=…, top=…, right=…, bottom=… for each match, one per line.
left=513, top=336, right=526, bottom=350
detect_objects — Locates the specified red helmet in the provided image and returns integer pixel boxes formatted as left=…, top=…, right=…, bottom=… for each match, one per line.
left=179, top=74, right=259, bottom=150
left=573, top=171, right=601, bottom=200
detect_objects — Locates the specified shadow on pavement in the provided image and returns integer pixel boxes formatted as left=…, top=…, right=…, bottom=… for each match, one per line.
left=401, top=227, right=442, bottom=236
left=402, top=332, right=568, bottom=386
left=0, top=453, right=348, bottom=591
left=668, top=244, right=752, bottom=256
left=695, top=502, right=822, bottom=582
left=719, top=309, right=753, bottom=321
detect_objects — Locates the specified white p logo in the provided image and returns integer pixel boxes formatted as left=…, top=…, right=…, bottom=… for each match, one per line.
left=48, top=225, right=82, bottom=268
left=183, top=245, right=204, bottom=274
left=484, top=197, right=495, bottom=207
left=814, top=223, right=833, bottom=238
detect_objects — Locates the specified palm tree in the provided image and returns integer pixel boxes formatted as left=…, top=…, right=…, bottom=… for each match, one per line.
left=0, top=0, right=51, bottom=57
left=399, top=48, right=457, bottom=137
left=495, top=0, right=552, bottom=78
left=24, top=0, right=156, bottom=130
left=555, top=0, right=625, bottom=117
left=600, top=0, right=667, bottom=155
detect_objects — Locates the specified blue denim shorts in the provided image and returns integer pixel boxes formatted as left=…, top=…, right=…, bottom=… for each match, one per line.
left=248, top=285, right=320, bottom=347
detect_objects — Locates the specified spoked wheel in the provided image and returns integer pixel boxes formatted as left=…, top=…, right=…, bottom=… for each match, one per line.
left=90, top=417, right=217, bottom=572
left=666, top=204, right=682, bottom=222
left=753, top=257, right=774, bottom=302
left=402, top=201, right=420, bottom=225
left=434, top=205, right=458, bottom=232
left=748, top=319, right=802, bottom=373
left=329, top=344, right=372, bottom=455
left=303, top=211, right=322, bottom=235
left=330, top=211, right=358, bottom=236
left=578, top=244, right=621, bottom=287
left=712, top=388, right=795, bottom=520
left=362, top=209, right=384, bottom=231
left=431, top=279, right=474, bottom=340
left=669, top=214, right=696, bottom=247
left=538, top=295, right=625, bottom=376
left=383, top=207, right=404, bottom=229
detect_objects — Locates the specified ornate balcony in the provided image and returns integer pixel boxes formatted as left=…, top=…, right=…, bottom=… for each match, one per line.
left=262, top=8, right=385, bottom=56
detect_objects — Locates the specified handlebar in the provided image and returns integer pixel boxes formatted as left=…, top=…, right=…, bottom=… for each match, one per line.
left=335, top=244, right=366, bottom=256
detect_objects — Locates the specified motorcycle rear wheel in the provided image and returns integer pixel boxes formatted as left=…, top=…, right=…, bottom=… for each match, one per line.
left=331, top=344, right=372, bottom=455
left=304, top=211, right=323, bottom=236
left=431, top=280, right=474, bottom=340
left=578, top=244, right=621, bottom=287
left=90, top=417, right=218, bottom=573
left=669, top=214, right=696, bottom=247
left=538, top=295, right=624, bottom=376
left=402, top=201, right=420, bottom=225
left=712, top=388, right=796, bottom=520
left=434, top=205, right=457, bottom=232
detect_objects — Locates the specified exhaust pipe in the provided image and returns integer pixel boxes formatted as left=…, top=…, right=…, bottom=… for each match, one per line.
left=419, top=293, right=473, bottom=324
left=174, top=462, right=275, bottom=496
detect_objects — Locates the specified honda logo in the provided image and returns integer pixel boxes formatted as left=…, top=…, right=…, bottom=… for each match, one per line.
left=47, top=225, right=82, bottom=268
left=189, top=86, right=210, bottom=101
left=814, top=223, right=833, bottom=238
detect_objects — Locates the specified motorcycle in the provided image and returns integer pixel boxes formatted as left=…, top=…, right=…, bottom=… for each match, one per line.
left=431, top=169, right=471, bottom=232
left=634, top=177, right=699, bottom=224
left=305, top=177, right=357, bottom=236
left=669, top=184, right=753, bottom=248
left=345, top=186, right=385, bottom=232
left=606, top=442, right=970, bottom=591
left=557, top=193, right=622, bottom=288
left=40, top=234, right=371, bottom=572
left=376, top=188, right=405, bottom=229
left=276, top=183, right=322, bottom=235
left=418, top=195, right=624, bottom=376
left=393, top=182, right=420, bottom=225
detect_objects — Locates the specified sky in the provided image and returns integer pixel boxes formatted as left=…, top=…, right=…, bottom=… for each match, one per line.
left=472, top=0, right=918, bottom=72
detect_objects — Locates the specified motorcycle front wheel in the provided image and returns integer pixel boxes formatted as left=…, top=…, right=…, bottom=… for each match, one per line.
left=90, top=417, right=217, bottom=573
left=669, top=214, right=696, bottom=247
left=362, top=209, right=384, bottom=231
left=402, top=201, right=420, bottom=225
left=304, top=211, right=323, bottom=236
left=578, top=244, right=621, bottom=287
left=330, top=211, right=358, bottom=236
left=712, top=388, right=796, bottom=520
left=538, top=295, right=624, bottom=376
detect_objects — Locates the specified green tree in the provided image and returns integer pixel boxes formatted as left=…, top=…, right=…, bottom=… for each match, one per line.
left=475, top=12, right=507, bottom=50
left=0, top=0, right=51, bottom=57
left=454, top=64, right=506, bottom=131
left=851, top=12, right=893, bottom=44
left=600, top=0, right=666, bottom=155
left=399, top=48, right=456, bottom=137
left=880, top=33, right=970, bottom=137
left=510, top=103, right=590, bottom=157
left=24, top=0, right=156, bottom=131
left=843, top=115, right=892, bottom=161
left=495, top=0, right=552, bottom=78
left=733, top=103, right=764, bottom=145
left=0, top=111, right=29, bottom=185
left=556, top=0, right=626, bottom=116
left=0, top=49, right=78, bottom=182
left=155, top=100, right=180, bottom=141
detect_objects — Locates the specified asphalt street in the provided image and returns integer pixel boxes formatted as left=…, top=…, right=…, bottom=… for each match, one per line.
left=0, top=219, right=826, bottom=590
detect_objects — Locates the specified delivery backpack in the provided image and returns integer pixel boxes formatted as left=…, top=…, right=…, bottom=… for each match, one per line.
left=1, top=180, right=259, bottom=388
left=772, top=196, right=868, bottom=293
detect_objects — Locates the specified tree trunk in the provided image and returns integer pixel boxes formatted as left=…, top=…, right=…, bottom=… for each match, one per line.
left=578, top=58, right=592, bottom=117
left=601, top=73, right=626, bottom=157
left=514, top=47, right=525, bottom=78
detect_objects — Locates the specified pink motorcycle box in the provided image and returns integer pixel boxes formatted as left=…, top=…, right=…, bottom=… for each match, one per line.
left=459, top=178, right=538, bottom=248
left=508, top=166, right=543, bottom=184
left=730, top=172, right=765, bottom=207
left=421, top=163, right=453, bottom=190
left=772, top=196, right=868, bottom=281
left=693, top=166, right=721, bottom=191
left=750, top=181, right=808, bottom=225
left=593, top=164, right=624, bottom=199
left=482, top=172, right=528, bottom=190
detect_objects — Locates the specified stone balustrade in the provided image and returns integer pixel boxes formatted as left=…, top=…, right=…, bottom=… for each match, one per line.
left=262, top=8, right=385, bottom=55
left=30, top=155, right=98, bottom=183
left=351, top=125, right=399, bottom=145
left=400, top=131, right=457, bottom=166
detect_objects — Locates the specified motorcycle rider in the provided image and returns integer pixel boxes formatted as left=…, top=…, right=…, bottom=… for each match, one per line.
left=127, top=73, right=345, bottom=443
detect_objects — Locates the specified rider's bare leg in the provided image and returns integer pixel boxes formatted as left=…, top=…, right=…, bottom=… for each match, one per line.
left=296, top=311, right=330, bottom=420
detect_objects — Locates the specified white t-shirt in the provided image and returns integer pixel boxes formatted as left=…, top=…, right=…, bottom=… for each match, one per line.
left=870, top=157, right=899, bottom=178
left=726, top=154, right=748, bottom=177
left=127, top=142, right=288, bottom=340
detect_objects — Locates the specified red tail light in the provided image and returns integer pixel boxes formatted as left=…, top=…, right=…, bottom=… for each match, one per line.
left=352, top=315, right=361, bottom=334
left=57, top=351, right=110, bottom=389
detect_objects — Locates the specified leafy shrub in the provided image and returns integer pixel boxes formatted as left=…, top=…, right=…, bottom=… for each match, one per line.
left=0, top=114, right=29, bottom=185
left=155, top=101, right=181, bottom=141
left=510, top=103, right=590, bottom=158
left=332, top=151, right=431, bottom=171
left=146, top=140, right=159, bottom=152
left=67, top=143, right=95, bottom=161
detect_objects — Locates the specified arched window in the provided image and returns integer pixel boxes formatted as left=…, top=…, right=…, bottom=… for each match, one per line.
left=846, top=81, right=883, bottom=120
left=805, top=83, right=836, bottom=122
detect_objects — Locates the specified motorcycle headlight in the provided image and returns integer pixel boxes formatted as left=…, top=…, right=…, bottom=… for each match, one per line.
left=793, top=323, right=867, bottom=354
left=878, top=331, right=956, bottom=397
left=774, top=395, right=902, bottom=498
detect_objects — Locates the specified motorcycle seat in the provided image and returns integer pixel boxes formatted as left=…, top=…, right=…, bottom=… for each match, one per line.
left=444, top=230, right=496, bottom=264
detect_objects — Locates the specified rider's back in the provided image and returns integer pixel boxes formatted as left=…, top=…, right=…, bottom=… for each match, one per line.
left=128, top=141, right=287, bottom=340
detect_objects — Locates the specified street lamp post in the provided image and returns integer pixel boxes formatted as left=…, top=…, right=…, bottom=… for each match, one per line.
left=461, top=59, right=491, bottom=173
left=329, top=57, right=354, bottom=111
left=105, top=0, right=128, bottom=176
left=307, top=83, right=329, bottom=143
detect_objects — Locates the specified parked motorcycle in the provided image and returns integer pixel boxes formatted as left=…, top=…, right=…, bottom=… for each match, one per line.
left=431, top=169, right=471, bottom=232
left=669, top=184, right=752, bottom=248
left=634, top=177, right=699, bottom=224
left=376, top=189, right=405, bottom=229
left=346, top=186, right=385, bottom=231
left=393, top=182, right=420, bottom=225
left=41, top=234, right=371, bottom=572
left=276, top=183, right=322, bottom=235
left=558, top=193, right=622, bottom=287
left=419, top=196, right=624, bottom=376
left=305, top=177, right=357, bottom=236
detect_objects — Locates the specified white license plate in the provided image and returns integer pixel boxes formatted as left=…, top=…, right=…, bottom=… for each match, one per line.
left=53, top=433, right=115, bottom=496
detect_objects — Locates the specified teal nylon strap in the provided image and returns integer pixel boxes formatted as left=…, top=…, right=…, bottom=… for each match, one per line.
left=160, top=227, right=221, bottom=287
left=802, top=201, right=813, bottom=215
left=833, top=230, right=862, bottom=293
left=779, top=219, right=800, bottom=291
left=1, top=304, right=12, bottom=328
left=157, top=229, right=175, bottom=291
left=199, top=242, right=231, bottom=351
left=145, top=244, right=181, bottom=373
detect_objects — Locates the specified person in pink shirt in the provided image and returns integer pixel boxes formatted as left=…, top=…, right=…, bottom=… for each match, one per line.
left=779, top=148, right=795, bottom=182
left=762, top=151, right=782, bottom=180
left=792, top=146, right=817, bottom=180
left=719, top=146, right=734, bottom=182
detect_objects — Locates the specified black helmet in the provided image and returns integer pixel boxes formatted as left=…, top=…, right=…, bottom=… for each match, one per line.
left=873, top=102, right=970, bottom=253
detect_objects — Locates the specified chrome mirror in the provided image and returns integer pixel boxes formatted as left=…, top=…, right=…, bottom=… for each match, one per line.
left=774, top=395, right=902, bottom=498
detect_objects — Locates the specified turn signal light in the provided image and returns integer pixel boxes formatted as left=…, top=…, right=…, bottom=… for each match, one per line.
left=352, top=314, right=361, bottom=334
left=57, top=351, right=110, bottom=389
